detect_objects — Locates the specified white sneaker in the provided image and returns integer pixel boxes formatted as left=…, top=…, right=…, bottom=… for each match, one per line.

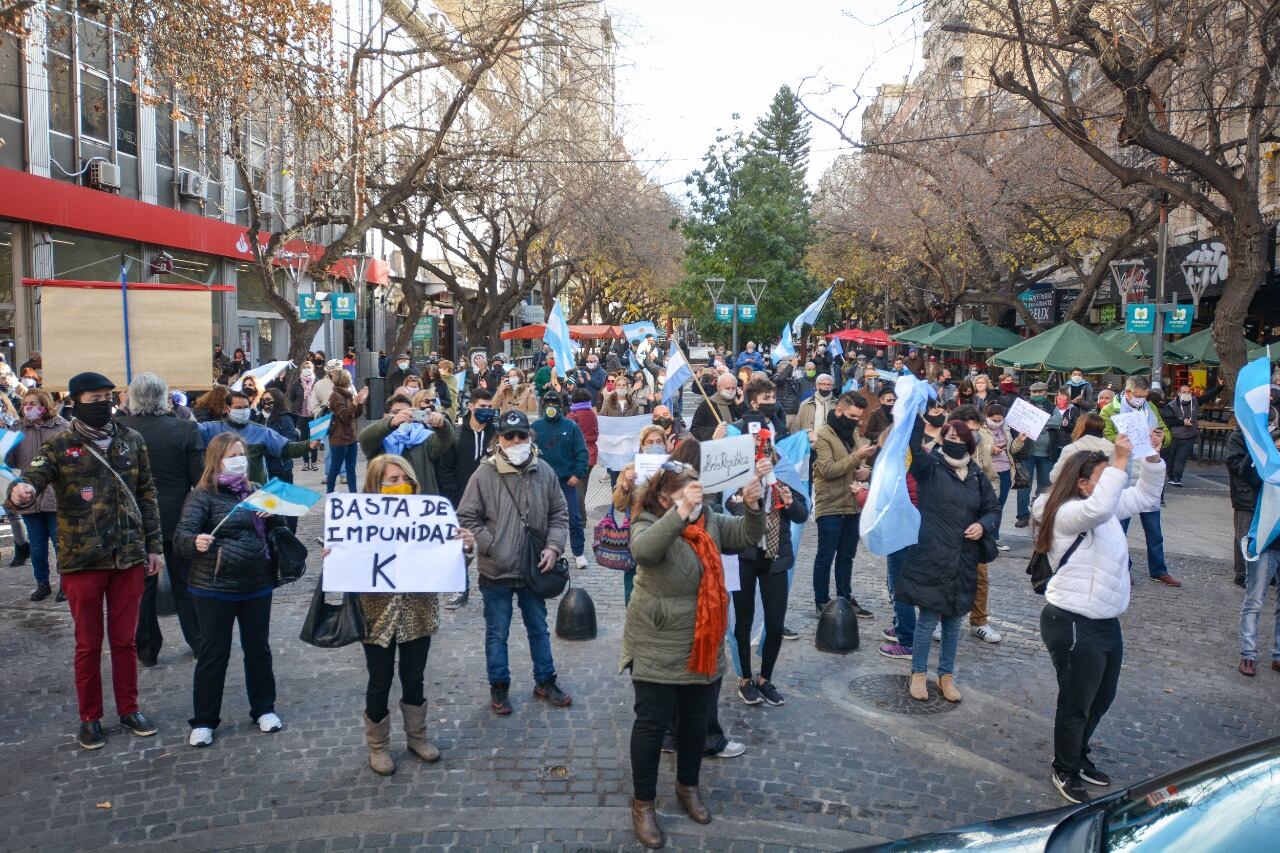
left=257, top=712, right=283, bottom=733
left=932, top=623, right=942, bottom=642
left=996, top=540, right=1010, bottom=552
left=712, top=740, right=746, bottom=758
left=574, top=555, right=588, bottom=570
left=972, top=624, right=1002, bottom=643
left=189, top=727, right=214, bottom=748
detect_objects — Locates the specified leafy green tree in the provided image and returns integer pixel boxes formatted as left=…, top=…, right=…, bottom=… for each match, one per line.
left=674, top=86, right=819, bottom=351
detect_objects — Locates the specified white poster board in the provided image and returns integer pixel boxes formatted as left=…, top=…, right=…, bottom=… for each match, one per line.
left=698, top=435, right=756, bottom=494
left=633, top=452, right=669, bottom=485
left=1005, top=398, right=1052, bottom=441
left=1110, top=411, right=1155, bottom=458
left=322, top=494, right=466, bottom=593
left=722, top=554, right=741, bottom=593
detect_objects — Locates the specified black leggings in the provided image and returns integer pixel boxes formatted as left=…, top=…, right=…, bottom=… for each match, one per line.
left=362, top=635, right=432, bottom=723
left=630, top=680, right=715, bottom=801
left=732, top=560, right=789, bottom=682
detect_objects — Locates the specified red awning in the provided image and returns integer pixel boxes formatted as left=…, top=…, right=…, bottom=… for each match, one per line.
left=826, top=329, right=893, bottom=346
left=501, top=324, right=623, bottom=341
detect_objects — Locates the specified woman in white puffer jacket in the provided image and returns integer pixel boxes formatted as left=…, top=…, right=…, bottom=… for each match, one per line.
left=1031, top=432, right=1164, bottom=806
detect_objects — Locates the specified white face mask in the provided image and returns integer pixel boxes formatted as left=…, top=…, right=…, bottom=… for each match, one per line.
left=508, top=376, right=520, bottom=388
left=221, top=455, right=249, bottom=477
left=718, top=388, right=736, bottom=402
left=227, top=408, right=252, bottom=425
left=1127, top=395, right=1146, bottom=409
left=397, top=361, right=409, bottom=370
left=1179, top=393, right=1192, bottom=403
left=503, top=441, right=531, bottom=465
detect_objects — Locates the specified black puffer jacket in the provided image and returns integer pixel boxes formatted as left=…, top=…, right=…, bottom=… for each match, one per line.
left=896, top=420, right=1001, bottom=616
left=729, top=491, right=809, bottom=573
left=1225, top=429, right=1261, bottom=513
left=775, top=368, right=802, bottom=416
left=174, top=485, right=281, bottom=595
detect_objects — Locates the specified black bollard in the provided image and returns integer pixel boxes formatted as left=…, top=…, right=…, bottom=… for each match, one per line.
left=814, top=598, right=860, bottom=654
left=555, top=586, right=597, bottom=640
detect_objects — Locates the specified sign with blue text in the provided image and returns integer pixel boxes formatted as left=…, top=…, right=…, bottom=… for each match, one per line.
left=1125, top=303, right=1155, bottom=334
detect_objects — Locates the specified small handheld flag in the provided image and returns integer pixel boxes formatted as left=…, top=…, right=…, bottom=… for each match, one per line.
left=0, top=429, right=24, bottom=486
left=308, top=413, right=332, bottom=442
left=622, top=320, right=658, bottom=343
left=661, top=340, right=692, bottom=405
left=828, top=337, right=844, bottom=360
left=209, top=478, right=323, bottom=536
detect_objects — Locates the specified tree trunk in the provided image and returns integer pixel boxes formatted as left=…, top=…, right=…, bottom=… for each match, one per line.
left=285, top=318, right=324, bottom=365
left=1211, top=217, right=1270, bottom=391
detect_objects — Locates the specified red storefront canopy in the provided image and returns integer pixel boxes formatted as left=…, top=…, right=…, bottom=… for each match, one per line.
left=500, top=323, right=623, bottom=341
left=825, top=329, right=893, bottom=346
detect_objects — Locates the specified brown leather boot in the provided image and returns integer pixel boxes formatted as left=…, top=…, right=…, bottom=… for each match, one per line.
left=938, top=674, right=962, bottom=703
left=363, top=713, right=396, bottom=776
left=399, top=700, right=441, bottom=763
left=909, top=672, right=928, bottom=701
left=675, top=782, right=711, bottom=824
left=630, top=797, right=665, bottom=848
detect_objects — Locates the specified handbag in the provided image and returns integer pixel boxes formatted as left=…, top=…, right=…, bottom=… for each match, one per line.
left=1026, top=531, right=1086, bottom=595
left=977, top=533, right=1000, bottom=564
left=592, top=507, right=635, bottom=571
left=268, top=526, right=308, bottom=587
left=298, top=577, right=366, bottom=647
left=498, top=472, right=571, bottom=599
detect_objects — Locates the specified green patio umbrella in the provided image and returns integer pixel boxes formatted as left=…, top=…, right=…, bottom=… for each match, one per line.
left=1096, top=327, right=1196, bottom=363
left=893, top=321, right=949, bottom=346
left=919, top=319, right=1024, bottom=352
left=989, top=321, right=1148, bottom=374
left=1170, top=327, right=1268, bottom=366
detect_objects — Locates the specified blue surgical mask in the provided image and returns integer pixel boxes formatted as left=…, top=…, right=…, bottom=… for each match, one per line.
left=474, top=407, right=496, bottom=424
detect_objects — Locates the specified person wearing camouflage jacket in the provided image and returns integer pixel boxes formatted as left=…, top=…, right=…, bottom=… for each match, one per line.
left=6, top=372, right=162, bottom=750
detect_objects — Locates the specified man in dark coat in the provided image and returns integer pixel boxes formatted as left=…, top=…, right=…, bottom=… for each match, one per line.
left=1225, top=426, right=1262, bottom=587
left=116, top=373, right=204, bottom=661
left=690, top=372, right=743, bottom=441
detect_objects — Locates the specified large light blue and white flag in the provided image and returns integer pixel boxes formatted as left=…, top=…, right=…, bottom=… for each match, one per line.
left=0, top=429, right=23, bottom=485
left=771, top=323, right=796, bottom=364
left=791, top=285, right=834, bottom=335
left=622, top=320, right=659, bottom=343
left=308, top=412, right=332, bottom=442
left=628, top=347, right=642, bottom=372
left=828, top=336, right=844, bottom=360
left=661, top=339, right=692, bottom=405
left=596, top=414, right=653, bottom=470
left=241, top=478, right=324, bottom=516
left=1236, top=356, right=1280, bottom=558
left=772, top=430, right=811, bottom=497
left=543, top=301, right=575, bottom=379
left=233, top=360, right=293, bottom=392
left=859, top=373, right=933, bottom=555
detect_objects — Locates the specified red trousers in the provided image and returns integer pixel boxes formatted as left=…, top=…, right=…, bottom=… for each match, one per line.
left=61, top=565, right=145, bottom=722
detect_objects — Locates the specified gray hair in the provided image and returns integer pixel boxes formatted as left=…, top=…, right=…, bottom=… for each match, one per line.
left=128, top=372, right=172, bottom=416
left=1124, top=375, right=1150, bottom=392
left=816, top=373, right=834, bottom=384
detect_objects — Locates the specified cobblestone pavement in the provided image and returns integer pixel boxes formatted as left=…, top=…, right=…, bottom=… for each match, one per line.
left=1, top=449, right=1278, bottom=852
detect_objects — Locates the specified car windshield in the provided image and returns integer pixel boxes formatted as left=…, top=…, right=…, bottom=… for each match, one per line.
left=1103, top=743, right=1280, bottom=851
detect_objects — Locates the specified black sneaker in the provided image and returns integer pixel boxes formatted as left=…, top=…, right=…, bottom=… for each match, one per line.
left=55, top=587, right=66, bottom=603
left=738, top=680, right=763, bottom=705
left=490, top=682, right=512, bottom=716
left=1052, top=770, right=1091, bottom=804
left=120, top=711, right=158, bottom=737
left=77, top=720, right=106, bottom=750
left=1079, top=760, right=1111, bottom=787
left=848, top=598, right=873, bottom=619
left=1014, top=517, right=1030, bottom=529
left=781, top=625, right=798, bottom=641
left=30, top=583, right=52, bottom=602
left=756, top=680, right=785, bottom=706
left=533, top=679, right=572, bottom=707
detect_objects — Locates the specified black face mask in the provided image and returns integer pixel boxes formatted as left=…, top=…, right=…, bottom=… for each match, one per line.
left=816, top=388, right=832, bottom=398
left=653, top=417, right=673, bottom=429
left=942, top=441, right=968, bottom=460
left=756, top=402, right=778, bottom=417
left=76, top=399, right=114, bottom=429
left=923, top=412, right=946, bottom=427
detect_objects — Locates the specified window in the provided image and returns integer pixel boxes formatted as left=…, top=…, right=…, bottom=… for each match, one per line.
left=0, top=222, right=14, bottom=305
left=77, top=15, right=108, bottom=74
left=115, top=82, right=137, bottom=156
left=47, top=53, right=74, bottom=137
left=233, top=262, right=273, bottom=311
left=157, top=250, right=220, bottom=287
left=155, top=103, right=174, bottom=168
left=177, top=111, right=200, bottom=172
left=0, top=39, right=19, bottom=119
left=80, top=70, right=110, bottom=143
left=50, top=230, right=141, bottom=282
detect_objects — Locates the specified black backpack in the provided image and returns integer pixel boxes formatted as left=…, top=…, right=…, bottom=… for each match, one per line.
left=1026, top=531, right=1086, bottom=595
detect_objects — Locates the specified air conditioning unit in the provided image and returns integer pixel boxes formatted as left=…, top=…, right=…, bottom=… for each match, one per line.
left=256, top=193, right=276, bottom=216
left=86, top=160, right=120, bottom=191
left=178, top=171, right=207, bottom=200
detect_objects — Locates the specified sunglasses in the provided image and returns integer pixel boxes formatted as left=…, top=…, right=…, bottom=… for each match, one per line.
left=660, top=461, right=693, bottom=474
left=504, top=432, right=529, bottom=441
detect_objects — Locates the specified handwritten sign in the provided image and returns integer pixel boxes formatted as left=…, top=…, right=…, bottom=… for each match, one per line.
left=723, top=554, right=740, bottom=593
left=322, top=494, right=466, bottom=593
left=698, top=434, right=755, bottom=494
left=1005, top=398, right=1052, bottom=441
left=1110, top=411, right=1155, bottom=458
left=633, top=452, right=669, bottom=485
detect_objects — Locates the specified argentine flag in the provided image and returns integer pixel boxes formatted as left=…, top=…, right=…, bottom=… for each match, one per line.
left=661, top=339, right=692, bottom=405
left=771, top=323, right=796, bottom=364
left=859, top=373, right=933, bottom=555
left=309, top=413, right=332, bottom=442
left=1235, top=356, right=1280, bottom=558
left=791, top=285, right=834, bottom=335
left=828, top=336, right=844, bottom=360
left=622, top=320, right=658, bottom=343
left=543, top=301, right=576, bottom=379
left=241, top=478, right=324, bottom=517
left=772, top=430, right=811, bottom=497
left=0, top=429, right=23, bottom=485
left=233, top=360, right=293, bottom=392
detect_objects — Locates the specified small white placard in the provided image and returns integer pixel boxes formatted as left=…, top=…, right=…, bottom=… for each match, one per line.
left=1111, top=411, right=1155, bottom=458
left=722, top=554, right=740, bottom=592
left=1005, top=398, right=1053, bottom=441
left=699, top=435, right=756, bottom=494
left=633, top=452, right=669, bottom=485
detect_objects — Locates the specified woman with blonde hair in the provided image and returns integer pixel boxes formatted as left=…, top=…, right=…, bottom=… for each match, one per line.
left=493, top=368, right=538, bottom=416
left=327, top=367, right=368, bottom=493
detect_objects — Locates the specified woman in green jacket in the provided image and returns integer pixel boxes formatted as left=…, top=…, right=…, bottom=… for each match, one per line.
left=623, top=461, right=767, bottom=849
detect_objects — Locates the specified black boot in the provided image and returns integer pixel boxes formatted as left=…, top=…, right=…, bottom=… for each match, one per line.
left=9, top=542, right=30, bottom=567
left=55, top=587, right=66, bottom=603
left=30, top=582, right=51, bottom=602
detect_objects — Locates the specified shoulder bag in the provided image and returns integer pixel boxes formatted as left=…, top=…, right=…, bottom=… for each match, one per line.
left=592, top=507, right=635, bottom=571
left=497, top=471, right=570, bottom=599
left=1026, top=531, right=1086, bottom=595
left=268, top=526, right=308, bottom=587
left=298, top=577, right=366, bottom=647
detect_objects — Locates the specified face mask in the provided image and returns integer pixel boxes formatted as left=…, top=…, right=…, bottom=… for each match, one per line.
left=756, top=402, right=778, bottom=417
left=544, top=406, right=559, bottom=419
left=1179, top=393, right=1192, bottom=403
left=503, top=441, right=532, bottom=466
left=301, top=368, right=314, bottom=378
left=20, top=377, right=36, bottom=388
left=1030, top=395, right=1046, bottom=403
left=381, top=482, right=415, bottom=495
left=942, top=441, right=969, bottom=461
left=605, top=381, right=615, bottom=392
left=817, top=388, right=832, bottom=398
left=654, top=417, right=673, bottom=429
left=718, top=389, right=736, bottom=402
left=508, top=376, right=520, bottom=388
left=1128, top=396, right=1146, bottom=409
left=587, top=362, right=598, bottom=370
left=986, top=419, right=1004, bottom=430
left=397, top=361, right=409, bottom=370
left=473, top=407, right=496, bottom=424
left=76, top=399, right=113, bottom=428
left=227, top=408, right=252, bottom=425
left=642, top=444, right=666, bottom=454
left=806, top=369, right=816, bottom=378
left=23, top=405, right=44, bottom=421
left=923, top=412, right=946, bottom=427
left=842, top=414, right=860, bottom=428
left=221, top=455, right=249, bottom=477
left=1070, top=376, right=1084, bottom=385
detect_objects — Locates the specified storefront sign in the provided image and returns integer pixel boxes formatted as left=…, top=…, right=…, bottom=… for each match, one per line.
left=1016, top=286, right=1054, bottom=327
left=331, top=293, right=358, bottom=320
left=1054, top=288, right=1081, bottom=324
left=298, top=293, right=322, bottom=320
left=1125, top=303, right=1156, bottom=334
left=1164, top=304, right=1195, bottom=334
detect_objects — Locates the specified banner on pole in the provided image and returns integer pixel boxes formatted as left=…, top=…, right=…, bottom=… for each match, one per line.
left=322, top=494, right=466, bottom=593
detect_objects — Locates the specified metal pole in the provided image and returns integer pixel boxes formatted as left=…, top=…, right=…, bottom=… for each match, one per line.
left=732, top=300, right=739, bottom=357
left=120, top=256, right=133, bottom=383
left=1153, top=196, right=1168, bottom=387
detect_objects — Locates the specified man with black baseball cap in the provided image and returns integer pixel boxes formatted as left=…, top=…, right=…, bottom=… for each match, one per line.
left=8, top=371, right=164, bottom=749
left=457, top=409, right=572, bottom=715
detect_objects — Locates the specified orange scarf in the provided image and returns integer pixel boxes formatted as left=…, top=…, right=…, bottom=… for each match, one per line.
left=682, top=514, right=728, bottom=676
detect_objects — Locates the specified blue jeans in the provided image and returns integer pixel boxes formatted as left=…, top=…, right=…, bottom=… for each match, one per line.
left=886, top=548, right=914, bottom=647
left=813, top=514, right=859, bottom=606
left=1016, top=456, right=1053, bottom=520
left=24, top=511, right=58, bottom=585
left=1119, top=511, right=1168, bottom=577
left=560, top=480, right=584, bottom=557
left=623, top=569, right=635, bottom=606
left=1239, top=548, right=1280, bottom=661
left=481, top=584, right=556, bottom=686
left=912, top=608, right=962, bottom=675
left=994, top=470, right=1011, bottom=539
left=326, top=442, right=358, bottom=493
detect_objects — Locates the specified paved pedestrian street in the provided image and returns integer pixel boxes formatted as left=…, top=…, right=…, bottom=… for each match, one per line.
left=2, top=461, right=1278, bottom=852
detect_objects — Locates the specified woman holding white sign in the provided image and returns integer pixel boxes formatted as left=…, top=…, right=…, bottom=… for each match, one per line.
left=623, top=462, right=766, bottom=848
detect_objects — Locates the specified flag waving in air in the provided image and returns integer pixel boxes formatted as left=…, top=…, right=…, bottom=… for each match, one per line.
left=242, top=478, right=324, bottom=516
left=1235, top=356, right=1280, bottom=558
left=232, top=360, right=293, bottom=392
left=859, top=373, right=933, bottom=555
left=661, top=339, right=692, bottom=405
left=543, top=301, right=575, bottom=379
left=622, top=321, right=658, bottom=343
left=791, top=284, right=835, bottom=335
left=771, top=323, right=796, bottom=364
